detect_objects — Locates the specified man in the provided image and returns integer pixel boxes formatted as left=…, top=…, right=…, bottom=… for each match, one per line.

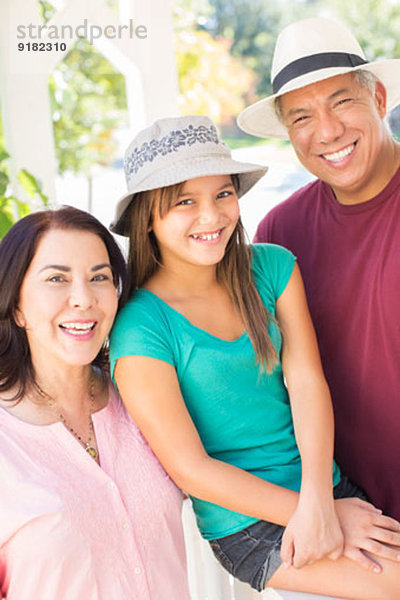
left=238, top=17, right=400, bottom=520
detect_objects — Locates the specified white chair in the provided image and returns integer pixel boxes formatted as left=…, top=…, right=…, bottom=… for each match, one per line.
left=182, top=500, right=347, bottom=600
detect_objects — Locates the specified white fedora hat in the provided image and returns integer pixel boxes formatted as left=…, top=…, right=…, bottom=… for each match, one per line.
left=237, top=17, right=400, bottom=139
left=111, top=115, right=268, bottom=236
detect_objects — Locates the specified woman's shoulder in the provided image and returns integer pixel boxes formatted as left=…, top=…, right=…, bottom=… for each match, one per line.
left=104, top=383, right=132, bottom=422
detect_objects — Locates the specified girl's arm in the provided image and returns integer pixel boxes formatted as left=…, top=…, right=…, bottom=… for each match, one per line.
left=115, top=354, right=298, bottom=525
left=114, top=275, right=400, bottom=571
left=276, top=262, right=343, bottom=567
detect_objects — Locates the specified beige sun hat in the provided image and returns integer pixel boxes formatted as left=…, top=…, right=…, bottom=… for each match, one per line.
left=111, top=115, right=268, bottom=236
left=237, top=17, right=400, bottom=140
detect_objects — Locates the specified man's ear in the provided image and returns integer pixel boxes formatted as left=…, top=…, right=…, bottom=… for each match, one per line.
left=374, top=81, right=387, bottom=118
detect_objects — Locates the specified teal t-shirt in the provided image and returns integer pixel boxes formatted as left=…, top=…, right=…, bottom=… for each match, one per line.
left=109, top=244, right=340, bottom=539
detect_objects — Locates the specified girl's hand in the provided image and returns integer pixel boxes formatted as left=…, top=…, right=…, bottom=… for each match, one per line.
left=277, top=264, right=343, bottom=569
left=281, top=491, right=344, bottom=569
left=335, top=497, right=400, bottom=573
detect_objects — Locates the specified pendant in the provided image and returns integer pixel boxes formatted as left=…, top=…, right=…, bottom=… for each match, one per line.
left=86, top=445, right=98, bottom=460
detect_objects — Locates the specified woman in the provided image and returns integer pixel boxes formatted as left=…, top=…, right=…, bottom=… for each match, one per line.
left=0, top=207, right=190, bottom=600
left=109, top=115, right=400, bottom=599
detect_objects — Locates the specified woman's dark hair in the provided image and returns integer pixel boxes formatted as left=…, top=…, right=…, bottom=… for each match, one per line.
left=0, top=206, right=129, bottom=402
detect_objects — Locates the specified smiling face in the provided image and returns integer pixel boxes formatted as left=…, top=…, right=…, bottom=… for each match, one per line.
left=280, top=72, right=391, bottom=204
left=16, top=228, right=119, bottom=372
left=151, top=174, right=240, bottom=272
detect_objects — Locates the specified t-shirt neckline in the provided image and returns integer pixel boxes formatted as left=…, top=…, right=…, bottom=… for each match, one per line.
left=138, top=288, right=248, bottom=345
left=325, top=164, right=400, bottom=215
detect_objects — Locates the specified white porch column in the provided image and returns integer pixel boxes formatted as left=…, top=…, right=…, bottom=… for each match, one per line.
left=119, top=0, right=179, bottom=125
left=0, top=0, right=57, bottom=202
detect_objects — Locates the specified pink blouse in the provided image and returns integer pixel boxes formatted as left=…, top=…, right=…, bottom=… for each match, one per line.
left=0, top=386, right=189, bottom=600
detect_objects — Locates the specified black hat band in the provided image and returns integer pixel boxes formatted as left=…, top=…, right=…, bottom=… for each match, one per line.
left=272, top=52, right=368, bottom=94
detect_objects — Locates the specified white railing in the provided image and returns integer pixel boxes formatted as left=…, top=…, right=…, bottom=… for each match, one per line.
left=182, top=500, right=347, bottom=600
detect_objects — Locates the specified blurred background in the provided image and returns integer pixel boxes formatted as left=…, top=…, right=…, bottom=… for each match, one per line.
left=1, top=0, right=399, bottom=242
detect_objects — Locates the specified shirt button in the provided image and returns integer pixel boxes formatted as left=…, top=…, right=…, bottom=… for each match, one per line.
left=134, top=567, right=142, bottom=575
left=122, top=522, right=130, bottom=531
left=107, top=481, right=116, bottom=489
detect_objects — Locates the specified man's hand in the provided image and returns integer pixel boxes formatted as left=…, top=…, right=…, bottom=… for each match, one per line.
left=335, top=497, right=400, bottom=573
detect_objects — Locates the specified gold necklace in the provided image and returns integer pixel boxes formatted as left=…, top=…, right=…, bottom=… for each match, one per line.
left=48, top=373, right=98, bottom=461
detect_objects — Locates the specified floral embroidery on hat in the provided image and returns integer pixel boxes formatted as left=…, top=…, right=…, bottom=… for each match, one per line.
left=125, top=124, right=219, bottom=177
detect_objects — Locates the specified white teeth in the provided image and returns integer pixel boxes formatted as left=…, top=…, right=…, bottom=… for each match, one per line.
left=323, top=144, right=355, bottom=162
left=191, top=230, right=221, bottom=241
left=61, top=322, right=94, bottom=330
left=60, top=322, right=95, bottom=334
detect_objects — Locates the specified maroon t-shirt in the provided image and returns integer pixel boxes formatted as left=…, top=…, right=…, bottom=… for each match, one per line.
left=255, top=168, right=400, bottom=519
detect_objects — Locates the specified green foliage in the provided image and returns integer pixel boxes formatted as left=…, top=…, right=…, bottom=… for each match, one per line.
left=174, top=0, right=257, bottom=124
left=18, top=170, right=49, bottom=205
left=38, top=1, right=57, bottom=24
left=0, top=153, right=48, bottom=240
left=329, top=0, right=400, bottom=59
left=205, top=0, right=327, bottom=96
left=49, top=38, right=128, bottom=176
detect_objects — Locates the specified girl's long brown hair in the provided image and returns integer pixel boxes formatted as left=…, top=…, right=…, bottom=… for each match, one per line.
left=127, top=179, right=278, bottom=372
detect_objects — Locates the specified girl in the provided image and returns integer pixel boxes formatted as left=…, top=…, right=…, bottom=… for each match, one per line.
left=110, top=116, right=400, bottom=598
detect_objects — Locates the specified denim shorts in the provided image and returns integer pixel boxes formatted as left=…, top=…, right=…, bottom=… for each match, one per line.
left=209, top=476, right=367, bottom=592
